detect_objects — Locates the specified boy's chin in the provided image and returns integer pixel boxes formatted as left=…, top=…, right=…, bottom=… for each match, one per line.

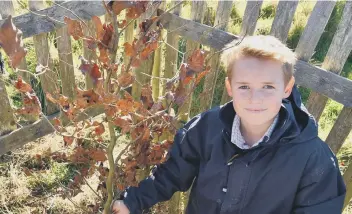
left=240, top=114, right=274, bottom=126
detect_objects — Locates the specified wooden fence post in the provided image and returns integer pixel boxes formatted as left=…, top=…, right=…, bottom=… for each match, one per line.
left=178, top=1, right=206, bottom=122
left=162, top=3, right=182, bottom=213
left=83, top=20, right=96, bottom=90
left=28, top=0, right=60, bottom=115
left=161, top=1, right=182, bottom=98
left=56, top=24, right=75, bottom=100
left=220, top=0, right=264, bottom=105
left=240, top=0, right=264, bottom=37
left=201, top=1, right=233, bottom=112
left=269, top=0, right=299, bottom=43
left=307, top=2, right=352, bottom=175
left=0, top=77, right=17, bottom=136
left=151, top=2, right=165, bottom=102
left=295, top=1, right=336, bottom=62
left=306, top=2, right=352, bottom=121
left=123, top=16, right=135, bottom=66
left=131, top=4, right=156, bottom=100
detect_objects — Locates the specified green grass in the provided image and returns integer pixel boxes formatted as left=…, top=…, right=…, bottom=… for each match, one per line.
left=27, top=161, right=77, bottom=195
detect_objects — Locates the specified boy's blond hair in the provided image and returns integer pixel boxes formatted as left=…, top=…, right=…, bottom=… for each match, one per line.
left=220, top=35, right=297, bottom=85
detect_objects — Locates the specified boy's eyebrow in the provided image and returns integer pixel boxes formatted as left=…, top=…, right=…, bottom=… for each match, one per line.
left=235, top=81, right=277, bottom=84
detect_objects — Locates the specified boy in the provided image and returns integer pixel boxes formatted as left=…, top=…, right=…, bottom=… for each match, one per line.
left=112, top=35, right=346, bottom=214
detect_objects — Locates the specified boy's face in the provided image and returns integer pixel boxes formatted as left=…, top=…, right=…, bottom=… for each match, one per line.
left=225, top=56, right=295, bottom=126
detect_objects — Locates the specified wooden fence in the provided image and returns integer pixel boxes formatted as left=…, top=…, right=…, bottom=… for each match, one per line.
left=0, top=0, right=352, bottom=212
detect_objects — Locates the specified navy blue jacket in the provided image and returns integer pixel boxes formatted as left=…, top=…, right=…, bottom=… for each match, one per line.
left=119, top=85, right=346, bottom=214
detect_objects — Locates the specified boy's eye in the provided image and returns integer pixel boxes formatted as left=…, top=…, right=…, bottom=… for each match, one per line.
left=263, top=85, right=275, bottom=89
left=238, top=85, right=249, bottom=89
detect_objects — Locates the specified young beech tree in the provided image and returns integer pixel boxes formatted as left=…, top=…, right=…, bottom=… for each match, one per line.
left=0, top=1, right=211, bottom=213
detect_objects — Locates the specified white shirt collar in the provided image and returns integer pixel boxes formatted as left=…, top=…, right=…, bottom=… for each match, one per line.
left=231, top=114, right=279, bottom=149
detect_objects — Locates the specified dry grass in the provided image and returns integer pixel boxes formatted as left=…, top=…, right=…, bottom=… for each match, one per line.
left=0, top=134, right=102, bottom=214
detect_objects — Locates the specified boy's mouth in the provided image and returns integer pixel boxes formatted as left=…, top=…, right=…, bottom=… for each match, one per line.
left=245, top=108, right=267, bottom=113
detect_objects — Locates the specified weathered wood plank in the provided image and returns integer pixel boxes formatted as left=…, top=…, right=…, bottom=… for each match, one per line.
left=306, top=1, right=352, bottom=121
left=131, top=4, right=157, bottom=100
left=295, top=1, right=336, bottom=61
left=270, top=0, right=299, bottom=42
left=0, top=78, right=17, bottom=136
left=158, top=9, right=240, bottom=51
left=151, top=2, right=166, bottom=101
left=0, top=1, right=15, bottom=18
left=201, top=1, right=233, bottom=111
left=57, top=25, right=75, bottom=99
left=29, top=0, right=60, bottom=115
left=0, top=1, right=106, bottom=39
left=54, top=0, right=75, bottom=100
left=240, top=0, right=264, bottom=36
left=82, top=20, right=96, bottom=89
left=294, top=60, right=352, bottom=107
left=161, top=0, right=182, bottom=97
left=178, top=1, right=206, bottom=122
left=325, top=107, right=351, bottom=154
left=123, top=16, right=135, bottom=65
left=0, top=105, right=104, bottom=155
left=162, top=3, right=183, bottom=213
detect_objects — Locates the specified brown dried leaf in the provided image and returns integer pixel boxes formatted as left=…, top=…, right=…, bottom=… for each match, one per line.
left=188, top=49, right=209, bottom=73
left=117, top=71, right=134, bottom=88
left=141, top=85, right=153, bottom=108
left=89, top=149, right=107, bottom=162
left=101, top=23, right=114, bottom=47
left=91, top=16, right=104, bottom=40
left=64, top=17, right=83, bottom=40
left=140, top=40, right=158, bottom=60
left=118, top=20, right=127, bottom=28
left=63, top=136, right=74, bottom=146
left=16, top=93, right=41, bottom=116
left=195, top=66, right=210, bottom=85
left=124, top=39, right=138, bottom=57
left=0, top=16, right=26, bottom=68
left=14, top=76, right=32, bottom=93
left=126, top=2, right=149, bottom=19
left=109, top=1, right=134, bottom=15
left=94, top=123, right=105, bottom=136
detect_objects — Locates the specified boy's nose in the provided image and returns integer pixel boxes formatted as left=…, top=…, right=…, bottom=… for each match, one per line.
left=248, top=90, right=263, bottom=103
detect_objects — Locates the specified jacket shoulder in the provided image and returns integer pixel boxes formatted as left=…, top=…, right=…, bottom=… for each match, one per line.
left=183, top=105, right=222, bottom=132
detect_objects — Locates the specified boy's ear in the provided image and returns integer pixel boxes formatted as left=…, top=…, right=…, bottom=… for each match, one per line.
left=225, top=77, right=233, bottom=97
left=283, top=76, right=295, bottom=98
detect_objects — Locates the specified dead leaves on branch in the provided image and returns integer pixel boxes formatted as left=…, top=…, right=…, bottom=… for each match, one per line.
left=108, top=1, right=149, bottom=19
left=78, top=56, right=102, bottom=84
left=64, top=17, right=83, bottom=40
left=13, top=77, right=42, bottom=116
left=10, top=3, right=213, bottom=198
left=174, top=49, right=211, bottom=105
left=14, top=76, right=32, bottom=93
left=0, top=16, right=26, bottom=68
left=117, top=71, right=134, bottom=88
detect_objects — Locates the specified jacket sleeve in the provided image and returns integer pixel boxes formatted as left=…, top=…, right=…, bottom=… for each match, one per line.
left=291, top=143, right=346, bottom=214
left=118, top=116, right=202, bottom=214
